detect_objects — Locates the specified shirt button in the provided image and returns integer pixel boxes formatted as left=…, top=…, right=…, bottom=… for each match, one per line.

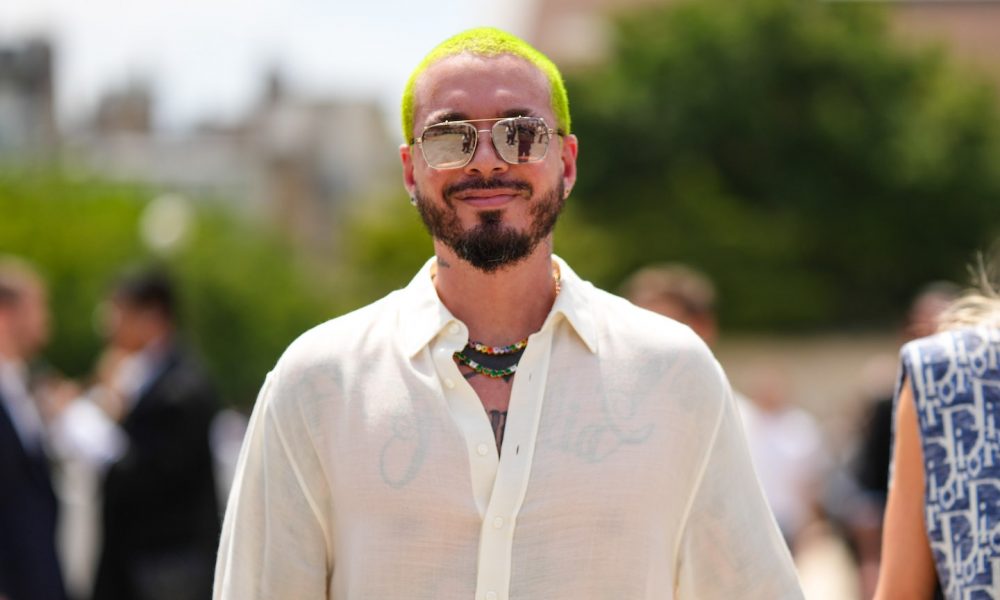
left=444, top=378, right=455, bottom=389
left=477, top=443, right=489, bottom=456
left=493, top=516, right=504, bottom=529
left=486, top=592, right=498, bottom=600
left=448, top=323, right=460, bottom=335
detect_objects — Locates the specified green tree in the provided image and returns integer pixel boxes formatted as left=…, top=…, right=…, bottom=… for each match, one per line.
left=0, top=167, right=338, bottom=408
left=567, top=0, right=1000, bottom=329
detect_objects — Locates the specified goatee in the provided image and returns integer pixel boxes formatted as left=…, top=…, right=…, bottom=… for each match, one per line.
left=414, top=178, right=565, bottom=273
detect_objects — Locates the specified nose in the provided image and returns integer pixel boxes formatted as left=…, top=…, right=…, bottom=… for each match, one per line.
left=463, top=127, right=509, bottom=176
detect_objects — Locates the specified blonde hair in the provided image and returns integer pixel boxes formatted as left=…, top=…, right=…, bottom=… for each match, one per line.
left=400, top=27, right=570, bottom=143
left=937, top=253, right=1000, bottom=331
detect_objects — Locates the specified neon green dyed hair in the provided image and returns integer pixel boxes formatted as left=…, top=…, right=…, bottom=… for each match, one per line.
left=401, top=27, right=571, bottom=144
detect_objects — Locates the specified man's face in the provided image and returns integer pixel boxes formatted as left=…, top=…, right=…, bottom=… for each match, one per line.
left=401, top=53, right=578, bottom=272
left=13, top=281, right=50, bottom=359
left=104, top=298, right=160, bottom=353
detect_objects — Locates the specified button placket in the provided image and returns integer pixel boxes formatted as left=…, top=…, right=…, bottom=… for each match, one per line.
left=473, top=325, right=556, bottom=600
left=429, top=322, right=499, bottom=517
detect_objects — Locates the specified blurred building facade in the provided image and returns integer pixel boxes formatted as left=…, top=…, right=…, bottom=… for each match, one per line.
left=1, top=40, right=396, bottom=250
left=66, top=70, right=397, bottom=249
left=0, top=39, right=58, bottom=161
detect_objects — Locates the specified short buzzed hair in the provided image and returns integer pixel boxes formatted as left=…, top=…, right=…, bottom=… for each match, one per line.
left=621, top=263, right=717, bottom=317
left=400, top=27, right=571, bottom=143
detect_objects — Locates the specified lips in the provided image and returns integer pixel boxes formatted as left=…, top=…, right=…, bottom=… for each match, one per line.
left=444, top=178, right=533, bottom=207
left=454, top=188, right=525, bottom=208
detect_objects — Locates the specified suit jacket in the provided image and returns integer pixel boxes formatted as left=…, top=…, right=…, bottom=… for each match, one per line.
left=92, top=344, right=221, bottom=600
left=0, top=388, right=68, bottom=600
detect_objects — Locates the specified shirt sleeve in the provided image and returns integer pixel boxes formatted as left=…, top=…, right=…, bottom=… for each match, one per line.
left=674, top=366, right=804, bottom=599
left=214, top=370, right=334, bottom=599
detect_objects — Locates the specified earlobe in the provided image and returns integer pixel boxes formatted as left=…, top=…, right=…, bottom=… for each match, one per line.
left=400, top=143, right=416, bottom=195
left=560, top=134, right=578, bottom=192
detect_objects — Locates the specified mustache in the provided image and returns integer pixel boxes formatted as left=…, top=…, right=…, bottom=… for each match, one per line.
left=444, top=177, right=533, bottom=200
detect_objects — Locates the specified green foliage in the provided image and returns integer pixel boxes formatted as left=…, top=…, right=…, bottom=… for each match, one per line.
left=170, top=209, right=339, bottom=408
left=0, top=168, right=338, bottom=408
left=338, top=194, right=435, bottom=303
left=567, top=0, right=1000, bottom=329
left=0, top=167, right=147, bottom=373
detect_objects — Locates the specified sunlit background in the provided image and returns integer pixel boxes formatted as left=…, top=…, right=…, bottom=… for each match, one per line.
left=3, top=0, right=1000, bottom=597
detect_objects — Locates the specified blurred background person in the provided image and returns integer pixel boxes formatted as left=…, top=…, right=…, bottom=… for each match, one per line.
left=623, top=263, right=844, bottom=597
left=874, top=268, right=1000, bottom=598
left=740, top=364, right=827, bottom=551
left=847, top=281, right=959, bottom=596
left=86, top=268, right=221, bottom=600
left=621, top=263, right=719, bottom=346
left=0, top=256, right=68, bottom=600
left=622, top=263, right=827, bottom=544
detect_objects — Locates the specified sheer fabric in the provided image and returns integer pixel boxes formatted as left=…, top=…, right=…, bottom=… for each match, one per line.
left=214, top=257, right=802, bottom=599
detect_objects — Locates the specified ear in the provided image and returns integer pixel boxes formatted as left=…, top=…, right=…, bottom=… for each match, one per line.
left=400, top=143, right=416, bottom=197
left=560, top=134, right=578, bottom=195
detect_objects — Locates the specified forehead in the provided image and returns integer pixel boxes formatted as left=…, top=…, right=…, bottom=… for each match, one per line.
left=412, top=53, right=553, bottom=129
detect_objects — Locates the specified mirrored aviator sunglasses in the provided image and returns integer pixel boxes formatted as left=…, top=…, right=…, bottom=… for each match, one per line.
left=415, top=116, right=557, bottom=170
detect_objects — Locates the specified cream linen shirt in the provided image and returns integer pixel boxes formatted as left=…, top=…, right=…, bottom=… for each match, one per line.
left=214, top=257, right=803, bottom=600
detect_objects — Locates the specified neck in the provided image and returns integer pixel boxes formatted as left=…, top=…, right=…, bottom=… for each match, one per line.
left=432, top=238, right=557, bottom=345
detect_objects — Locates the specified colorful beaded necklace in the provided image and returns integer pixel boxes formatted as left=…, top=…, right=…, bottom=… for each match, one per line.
left=452, top=350, right=522, bottom=379
left=434, top=261, right=561, bottom=380
left=468, top=339, right=527, bottom=355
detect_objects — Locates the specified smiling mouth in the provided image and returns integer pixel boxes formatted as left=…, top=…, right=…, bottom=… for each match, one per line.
left=455, top=189, right=525, bottom=207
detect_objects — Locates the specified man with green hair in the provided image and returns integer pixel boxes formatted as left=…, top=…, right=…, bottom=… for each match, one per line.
left=215, top=27, right=802, bottom=599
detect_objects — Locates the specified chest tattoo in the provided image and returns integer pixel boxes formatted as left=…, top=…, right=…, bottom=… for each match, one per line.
left=489, top=409, right=508, bottom=453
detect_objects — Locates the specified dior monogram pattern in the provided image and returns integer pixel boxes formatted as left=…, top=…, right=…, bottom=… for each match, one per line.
left=902, top=327, right=1000, bottom=599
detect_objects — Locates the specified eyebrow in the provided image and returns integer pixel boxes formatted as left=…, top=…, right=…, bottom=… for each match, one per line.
left=427, top=111, right=467, bottom=125
left=424, top=108, right=539, bottom=126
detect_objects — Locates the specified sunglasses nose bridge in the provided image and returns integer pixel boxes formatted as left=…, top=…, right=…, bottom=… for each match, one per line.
left=462, top=124, right=510, bottom=173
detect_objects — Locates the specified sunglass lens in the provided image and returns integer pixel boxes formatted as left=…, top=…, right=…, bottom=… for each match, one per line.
left=421, top=123, right=476, bottom=169
left=493, top=117, right=549, bottom=164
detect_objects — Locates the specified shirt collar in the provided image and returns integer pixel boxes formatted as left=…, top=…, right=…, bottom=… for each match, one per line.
left=398, top=255, right=598, bottom=358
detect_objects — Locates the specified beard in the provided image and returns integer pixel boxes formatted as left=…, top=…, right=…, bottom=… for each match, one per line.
left=414, top=176, right=566, bottom=273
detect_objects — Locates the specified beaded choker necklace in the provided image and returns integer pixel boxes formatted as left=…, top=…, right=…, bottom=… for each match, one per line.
left=433, top=261, right=561, bottom=380
left=454, top=338, right=528, bottom=379
left=469, top=339, right=527, bottom=355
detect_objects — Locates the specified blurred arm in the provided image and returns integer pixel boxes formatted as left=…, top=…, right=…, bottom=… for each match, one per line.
left=873, top=378, right=937, bottom=600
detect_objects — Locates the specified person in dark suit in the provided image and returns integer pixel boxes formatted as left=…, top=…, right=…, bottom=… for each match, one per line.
left=0, top=257, right=68, bottom=600
left=91, top=269, right=220, bottom=600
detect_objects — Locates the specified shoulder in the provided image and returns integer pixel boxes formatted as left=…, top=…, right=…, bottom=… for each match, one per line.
left=259, top=291, right=403, bottom=417
left=276, top=290, right=402, bottom=375
left=150, top=346, right=218, bottom=408
left=901, top=327, right=999, bottom=372
left=900, top=327, right=1000, bottom=410
left=584, top=283, right=716, bottom=367
left=573, top=284, right=728, bottom=416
